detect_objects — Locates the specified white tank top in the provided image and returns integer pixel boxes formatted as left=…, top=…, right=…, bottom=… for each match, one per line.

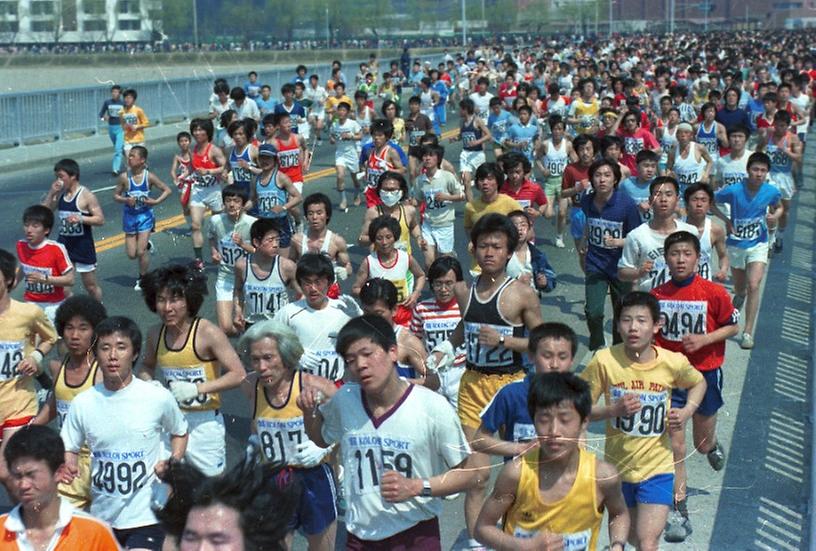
left=244, top=255, right=289, bottom=323
left=698, top=217, right=713, bottom=281
left=420, top=90, right=435, bottom=120
left=659, top=126, right=678, bottom=164
left=367, top=250, right=412, bottom=303
left=300, top=230, right=333, bottom=257
left=506, top=249, right=533, bottom=288
left=542, top=138, right=569, bottom=178
left=672, top=144, right=707, bottom=188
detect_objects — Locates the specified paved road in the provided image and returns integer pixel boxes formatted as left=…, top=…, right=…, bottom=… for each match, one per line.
left=0, top=111, right=811, bottom=550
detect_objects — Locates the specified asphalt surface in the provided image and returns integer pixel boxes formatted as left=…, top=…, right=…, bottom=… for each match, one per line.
left=0, top=109, right=811, bottom=550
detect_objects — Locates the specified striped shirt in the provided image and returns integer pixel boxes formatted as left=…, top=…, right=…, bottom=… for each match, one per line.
left=410, top=298, right=466, bottom=368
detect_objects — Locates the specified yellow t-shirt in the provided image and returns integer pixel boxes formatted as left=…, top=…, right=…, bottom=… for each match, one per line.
left=571, top=98, right=600, bottom=134
left=503, top=448, right=603, bottom=550
left=464, top=194, right=522, bottom=273
left=121, top=105, right=149, bottom=144
left=580, top=344, right=703, bottom=483
left=0, top=300, right=57, bottom=422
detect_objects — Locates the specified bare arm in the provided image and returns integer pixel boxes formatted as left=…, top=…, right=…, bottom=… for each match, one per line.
left=137, top=326, right=160, bottom=381
left=147, top=173, right=172, bottom=205
left=471, top=424, right=538, bottom=458
left=596, top=460, right=630, bottom=548
left=79, top=190, right=105, bottom=227
left=196, top=320, right=246, bottom=395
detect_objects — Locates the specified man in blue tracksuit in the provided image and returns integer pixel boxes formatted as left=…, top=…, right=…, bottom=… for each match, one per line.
left=98, top=84, right=124, bottom=175
left=431, top=70, right=449, bottom=131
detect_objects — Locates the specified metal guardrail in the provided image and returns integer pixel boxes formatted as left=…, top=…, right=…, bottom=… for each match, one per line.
left=0, top=54, right=444, bottom=147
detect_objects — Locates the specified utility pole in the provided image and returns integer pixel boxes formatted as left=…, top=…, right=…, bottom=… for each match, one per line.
left=192, top=0, right=199, bottom=47
left=461, top=0, right=467, bottom=47
left=326, top=5, right=330, bottom=48
left=608, top=0, right=613, bottom=37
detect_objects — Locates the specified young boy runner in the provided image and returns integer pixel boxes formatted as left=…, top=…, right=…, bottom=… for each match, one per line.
left=619, top=150, right=660, bottom=223
left=500, top=152, right=548, bottom=219
left=170, top=131, right=194, bottom=218
left=113, top=146, right=171, bottom=291
left=224, top=119, right=261, bottom=196
left=405, top=96, right=435, bottom=183
left=456, top=98, right=492, bottom=203
left=487, top=97, right=513, bottom=160
left=475, top=372, right=630, bottom=551
left=683, top=183, right=729, bottom=282
left=298, top=314, right=473, bottom=550
left=535, top=115, right=575, bottom=230
left=581, top=292, right=706, bottom=551
left=273, top=111, right=311, bottom=230
left=713, top=152, right=783, bottom=349
left=120, top=88, right=149, bottom=155
left=207, top=185, right=257, bottom=336
left=329, top=102, right=363, bottom=209
left=250, top=143, right=301, bottom=259
left=651, top=230, right=740, bottom=543
left=503, top=105, right=539, bottom=164
left=41, top=159, right=104, bottom=302
left=618, top=176, right=698, bottom=291
left=99, top=84, right=124, bottom=175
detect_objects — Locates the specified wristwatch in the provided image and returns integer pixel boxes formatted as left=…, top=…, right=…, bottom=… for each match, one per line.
left=498, top=334, right=506, bottom=346
left=420, top=479, right=432, bottom=497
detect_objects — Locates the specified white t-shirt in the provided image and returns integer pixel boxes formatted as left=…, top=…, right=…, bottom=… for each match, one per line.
left=414, top=169, right=462, bottom=227
left=715, top=149, right=752, bottom=187
left=274, top=297, right=358, bottom=381
left=331, top=119, right=363, bottom=157
left=320, top=383, right=470, bottom=541
left=61, top=378, right=188, bottom=530
left=618, top=220, right=698, bottom=291
left=468, top=92, right=494, bottom=122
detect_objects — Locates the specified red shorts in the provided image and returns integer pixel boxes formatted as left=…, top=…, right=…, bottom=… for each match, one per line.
left=346, top=517, right=440, bottom=551
left=364, top=187, right=382, bottom=208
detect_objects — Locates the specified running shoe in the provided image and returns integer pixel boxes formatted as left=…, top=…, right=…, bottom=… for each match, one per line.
left=147, top=239, right=156, bottom=255
left=740, top=333, right=754, bottom=349
left=707, top=442, right=726, bottom=471
left=732, top=294, right=745, bottom=310
left=664, top=510, right=692, bottom=542
left=134, top=279, right=142, bottom=291
left=773, top=237, right=783, bottom=253
left=339, top=199, right=348, bottom=211
left=555, top=236, right=565, bottom=248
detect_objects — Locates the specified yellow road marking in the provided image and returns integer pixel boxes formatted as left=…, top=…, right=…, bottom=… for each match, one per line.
left=95, top=129, right=458, bottom=254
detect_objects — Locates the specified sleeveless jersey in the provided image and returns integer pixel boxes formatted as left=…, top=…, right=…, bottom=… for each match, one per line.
left=503, top=448, right=602, bottom=550
left=191, top=143, right=220, bottom=187
left=300, top=229, right=333, bottom=257
left=123, top=170, right=150, bottom=216
left=366, top=250, right=412, bottom=303
left=274, top=135, right=304, bottom=183
left=254, top=169, right=288, bottom=220
left=54, top=355, right=99, bottom=429
left=394, top=325, right=415, bottom=379
left=571, top=98, right=599, bottom=134
left=659, top=126, right=678, bottom=165
left=175, top=154, right=193, bottom=180
left=156, top=318, right=221, bottom=412
left=57, top=187, right=96, bottom=265
left=716, top=150, right=750, bottom=186
left=253, top=372, right=314, bottom=467
left=366, top=145, right=395, bottom=190
left=462, top=277, right=526, bottom=374
left=542, top=138, right=569, bottom=178
left=376, top=204, right=412, bottom=254
left=672, top=145, right=707, bottom=189
left=229, top=145, right=256, bottom=190
left=697, top=217, right=714, bottom=281
left=696, top=121, right=719, bottom=156
left=767, top=133, right=793, bottom=175
left=460, top=116, right=483, bottom=152
left=244, top=255, right=289, bottom=323
left=420, top=89, right=435, bottom=120
left=357, top=106, right=374, bottom=144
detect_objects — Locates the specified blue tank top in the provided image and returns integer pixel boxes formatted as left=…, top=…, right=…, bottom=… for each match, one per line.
left=57, top=187, right=96, bottom=265
left=696, top=121, right=719, bottom=156
left=124, top=170, right=150, bottom=216
left=766, top=134, right=793, bottom=174
left=461, top=116, right=483, bottom=152
left=229, top=145, right=255, bottom=191
left=254, top=169, right=287, bottom=219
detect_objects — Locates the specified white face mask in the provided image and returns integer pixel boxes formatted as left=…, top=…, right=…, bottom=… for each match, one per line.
left=380, top=190, right=401, bottom=207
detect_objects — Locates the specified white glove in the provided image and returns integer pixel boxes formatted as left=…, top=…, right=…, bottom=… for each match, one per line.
left=334, top=265, right=349, bottom=281
left=169, top=381, right=199, bottom=403
left=300, top=349, right=323, bottom=374
left=293, top=440, right=330, bottom=468
left=244, top=434, right=261, bottom=466
left=337, top=295, right=362, bottom=318
left=426, top=340, right=455, bottom=373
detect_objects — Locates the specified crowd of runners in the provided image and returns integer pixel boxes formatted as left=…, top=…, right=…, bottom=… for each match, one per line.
left=0, top=28, right=812, bottom=551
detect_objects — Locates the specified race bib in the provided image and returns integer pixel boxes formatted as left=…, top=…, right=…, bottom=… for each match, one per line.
left=56, top=399, right=70, bottom=428
left=409, top=130, right=425, bottom=147
left=346, top=432, right=415, bottom=495
left=58, top=211, right=84, bottom=237
left=697, top=252, right=711, bottom=280
left=127, top=190, right=149, bottom=209
left=624, top=137, right=644, bottom=155
left=256, top=193, right=283, bottom=215
left=423, top=190, right=447, bottom=211
left=278, top=150, right=299, bottom=169
left=513, top=528, right=591, bottom=551
left=194, top=173, right=217, bottom=187
left=733, top=217, right=764, bottom=241
left=659, top=300, right=707, bottom=342
left=586, top=218, right=623, bottom=249
left=0, top=341, right=24, bottom=382
left=546, top=158, right=567, bottom=176
left=219, top=237, right=245, bottom=267
left=492, top=120, right=508, bottom=135
left=231, top=166, right=253, bottom=184
left=643, top=257, right=669, bottom=290
left=301, top=349, right=344, bottom=381
left=21, top=264, right=54, bottom=295
left=675, top=169, right=700, bottom=185
left=465, top=322, right=513, bottom=368
left=256, top=417, right=305, bottom=465
left=91, top=449, right=150, bottom=496
left=610, top=387, right=668, bottom=438
left=720, top=172, right=745, bottom=186
left=462, top=131, right=477, bottom=147
left=107, top=105, right=123, bottom=118
left=162, top=366, right=210, bottom=408
left=245, top=283, right=288, bottom=318
left=512, top=423, right=536, bottom=442
left=517, top=199, right=532, bottom=209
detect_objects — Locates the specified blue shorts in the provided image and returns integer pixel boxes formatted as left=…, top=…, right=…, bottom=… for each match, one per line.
left=621, top=473, right=674, bottom=508
left=123, top=210, right=155, bottom=234
left=570, top=208, right=586, bottom=240
left=671, top=367, right=724, bottom=417
left=288, top=463, right=337, bottom=535
left=114, top=524, right=164, bottom=551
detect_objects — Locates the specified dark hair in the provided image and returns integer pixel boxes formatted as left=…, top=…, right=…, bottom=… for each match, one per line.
left=501, top=151, right=532, bottom=174
left=130, top=145, right=148, bottom=160
left=528, top=322, right=578, bottom=357
left=368, top=215, right=401, bottom=244
left=0, top=249, right=16, bottom=290
left=176, top=131, right=192, bottom=143
left=517, top=104, right=533, bottom=115
left=360, top=278, right=398, bottom=310
left=229, top=87, right=246, bottom=102
left=489, top=96, right=503, bottom=108
left=354, top=90, right=368, bottom=100
left=111, top=84, right=122, bottom=91
left=157, top=460, right=298, bottom=551
left=95, top=316, right=142, bottom=358
left=4, top=425, right=65, bottom=475
left=219, top=110, right=237, bottom=131
left=616, top=291, right=660, bottom=323
left=421, top=145, right=444, bottom=166
left=190, top=118, right=214, bottom=142
left=600, top=135, right=624, bottom=153
left=635, top=149, right=659, bottom=165
left=773, top=110, right=792, bottom=126
left=296, top=253, right=335, bottom=286
left=664, top=230, right=701, bottom=257
left=53, top=158, right=80, bottom=179
left=649, top=175, right=679, bottom=195
left=588, top=157, right=622, bottom=186
left=214, top=82, right=230, bottom=95
left=470, top=213, right=519, bottom=252
left=700, top=102, right=717, bottom=116
left=381, top=99, right=400, bottom=117
left=548, top=115, right=565, bottom=130
left=337, top=101, right=351, bottom=112
left=408, top=95, right=421, bottom=105
left=683, top=182, right=714, bottom=204
left=141, top=265, right=208, bottom=317
left=303, top=192, right=333, bottom=223
left=221, top=183, right=250, bottom=204
left=227, top=118, right=253, bottom=139
left=280, top=83, right=295, bottom=95
left=427, top=256, right=463, bottom=283
left=369, top=119, right=394, bottom=139
left=474, top=162, right=506, bottom=188
left=459, top=98, right=475, bottom=114
left=250, top=217, right=283, bottom=244
left=55, top=295, right=107, bottom=337
left=296, top=64, right=307, bottom=74
left=572, top=134, right=596, bottom=153
left=747, top=151, right=771, bottom=171
left=123, top=88, right=137, bottom=100
left=23, top=205, right=54, bottom=232
left=727, top=125, right=750, bottom=138
left=527, top=372, right=591, bottom=422
left=336, top=314, right=397, bottom=356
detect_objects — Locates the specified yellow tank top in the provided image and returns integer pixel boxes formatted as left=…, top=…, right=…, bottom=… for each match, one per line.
left=378, top=204, right=412, bottom=255
left=253, top=372, right=313, bottom=468
left=54, top=355, right=98, bottom=428
left=503, top=447, right=602, bottom=550
left=156, top=318, right=220, bottom=411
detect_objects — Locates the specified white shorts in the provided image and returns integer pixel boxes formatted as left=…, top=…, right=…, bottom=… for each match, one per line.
left=309, top=108, right=325, bottom=120
left=459, top=150, right=486, bottom=174
left=184, top=409, right=226, bottom=476
left=215, top=274, right=235, bottom=302
left=438, top=364, right=466, bottom=409
left=769, top=172, right=795, bottom=200
left=74, top=262, right=96, bottom=273
left=190, top=185, right=224, bottom=211
left=421, top=223, right=455, bottom=254
left=40, top=302, right=63, bottom=326
left=293, top=181, right=304, bottom=195
left=335, top=150, right=360, bottom=173
left=728, top=242, right=769, bottom=270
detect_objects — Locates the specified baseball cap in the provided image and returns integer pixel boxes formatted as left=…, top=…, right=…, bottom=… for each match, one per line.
left=258, top=143, right=278, bottom=157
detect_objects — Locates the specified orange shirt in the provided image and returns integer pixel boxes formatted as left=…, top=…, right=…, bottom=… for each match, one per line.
left=0, top=499, right=120, bottom=550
